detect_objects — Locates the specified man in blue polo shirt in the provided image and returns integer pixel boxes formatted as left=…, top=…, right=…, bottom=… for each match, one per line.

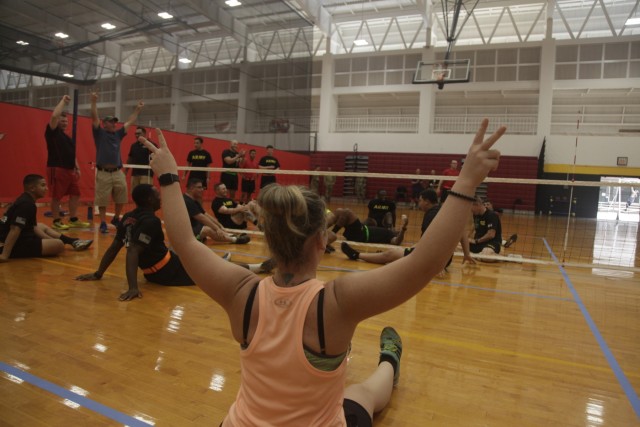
left=90, top=91, right=144, bottom=233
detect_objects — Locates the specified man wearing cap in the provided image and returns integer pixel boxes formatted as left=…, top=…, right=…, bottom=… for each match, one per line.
left=221, top=139, right=245, bottom=200
left=90, top=91, right=144, bottom=234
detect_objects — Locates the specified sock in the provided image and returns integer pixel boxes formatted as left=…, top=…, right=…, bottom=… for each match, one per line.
left=379, top=354, right=398, bottom=375
left=246, top=263, right=263, bottom=273
left=59, top=234, right=77, bottom=245
left=231, top=236, right=237, bottom=243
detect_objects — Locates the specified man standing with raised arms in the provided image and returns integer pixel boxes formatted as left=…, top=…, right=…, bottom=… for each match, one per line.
left=90, top=92, right=144, bottom=233
left=46, top=95, right=90, bottom=230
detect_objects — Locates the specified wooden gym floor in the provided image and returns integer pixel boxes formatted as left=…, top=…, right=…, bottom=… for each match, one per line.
left=1, top=201, right=639, bottom=426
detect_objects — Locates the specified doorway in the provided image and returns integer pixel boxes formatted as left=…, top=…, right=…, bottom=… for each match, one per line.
left=597, top=177, right=640, bottom=222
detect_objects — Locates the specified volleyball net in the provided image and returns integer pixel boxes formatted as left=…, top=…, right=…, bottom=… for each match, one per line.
left=126, top=164, right=640, bottom=274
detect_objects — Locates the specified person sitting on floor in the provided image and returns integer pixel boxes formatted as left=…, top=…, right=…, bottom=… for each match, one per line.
left=184, top=178, right=250, bottom=245
left=366, top=189, right=396, bottom=229
left=341, top=189, right=474, bottom=272
left=329, top=207, right=408, bottom=246
left=1, top=174, right=92, bottom=263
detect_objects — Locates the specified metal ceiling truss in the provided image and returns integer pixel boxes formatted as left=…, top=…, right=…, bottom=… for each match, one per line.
left=1, top=0, right=639, bottom=89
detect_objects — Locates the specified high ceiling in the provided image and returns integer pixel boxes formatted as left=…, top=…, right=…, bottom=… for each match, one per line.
left=0, top=0, right=638, bottom=86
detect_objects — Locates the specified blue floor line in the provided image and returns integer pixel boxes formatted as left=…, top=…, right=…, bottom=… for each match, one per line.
left=542, top=238, right=640, bottom=420
left=0, top=361, right=152, bottom=426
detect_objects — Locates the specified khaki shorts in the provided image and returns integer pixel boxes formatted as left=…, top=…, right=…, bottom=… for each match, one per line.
left=131, top=175, right=153, bottom=191
left=95, top=169, right=128, bottom=206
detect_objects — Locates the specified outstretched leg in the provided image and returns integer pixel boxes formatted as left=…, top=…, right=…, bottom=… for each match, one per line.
left=343, top=327, right=402, bottom=419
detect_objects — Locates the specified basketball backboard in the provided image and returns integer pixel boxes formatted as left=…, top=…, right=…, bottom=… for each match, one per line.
left=412, top=59, right=471, bottom=88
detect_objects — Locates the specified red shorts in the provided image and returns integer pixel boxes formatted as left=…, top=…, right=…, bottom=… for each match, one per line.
left=47, top=167, right=80, bottom=200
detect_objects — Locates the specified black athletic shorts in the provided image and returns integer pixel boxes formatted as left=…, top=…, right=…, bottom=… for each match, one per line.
left=343, top=220, right=366, bottom=242
left=241, top=179, right=255, bottom=194
left=221, top=172, right=238, bottom=191
left=192, top=222, right=204, bottom=237
left=470, top=242, right=500, bottom=254
left=144, top=252, right=195, bottom=286
left=344, top=398, right=373, bottom=427
left=367, top=226, right=395, bottom=244
left=0, top=234, right=42, bottom=258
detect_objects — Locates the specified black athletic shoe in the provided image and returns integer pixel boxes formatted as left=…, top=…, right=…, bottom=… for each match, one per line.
left=504, top=233, right=518, bottom=248
left=341, top=242, right=359, bottom=260
left=379, top=327, right=402, bottom=386
left=259, top=258, right=277, bottom=274
left=110, top=216, right=120, bottom=227
left=235, top=233, right=251, bottom=244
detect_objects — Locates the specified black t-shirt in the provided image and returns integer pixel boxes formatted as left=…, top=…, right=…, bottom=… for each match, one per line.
left=473, top=209, right=502, bottom=248
left=212, top=197, right=240, bottom=229
left=45, top=124, right=75, bottom=169
left=187, top=149, right=212, bottom=168
left=127, top=142, right=154, bottom=177
left=183, top=194, right=205, bottom=229
left=117, top=208, right=168, bottom=269
left=0, top=193, right=37, bottom=241
left=421, top=205, right=440, bottom=235
left=221, top=149, right=240, bottom=173
left=259, top=155, right=280, bottom=186
left=367, top=198, right=396, bottom=227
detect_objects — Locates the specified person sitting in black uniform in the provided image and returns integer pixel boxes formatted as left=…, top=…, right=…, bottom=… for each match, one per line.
left=365, top=189, right=396, bottom=229
left=470, top=196, right=503, bottom=260
left=75, top=184, right=196, bottom=300
left=211, top=182, right=252, bottom=230
left=184, top=178, right=250, bottom=245
left=341, top=189, right=474, bottom=271
left=0, top=174, right=92, bottom=263
left=329, top=207, right=408, bottom=246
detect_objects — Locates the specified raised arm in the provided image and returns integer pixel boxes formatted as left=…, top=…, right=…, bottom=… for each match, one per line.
left=123, top=101, right=144, bottom=132
left=50, top=95, right=70, bottom=129
left=140, top=131, right=256, bottom=308
left=331, top=119, right=506, bottom=324
left=90, top=92, right=100, bottom=128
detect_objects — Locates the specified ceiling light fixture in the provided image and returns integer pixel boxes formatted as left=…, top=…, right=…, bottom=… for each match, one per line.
left=158, top=12, right=173, bottom=19
left=225, top=0, right=242, bottom=6
left=353, top=39, right=368, bottom=46
left=55, top=32, right=69, bottom=39
left=63, top=73, right=74, bottom=78
left=626, top=17, right=640, bottom=26
left=101, top=23, right=116, bottom=30
left=179, top=58, right=192, bottom=64
left=16, top=40, right=29, bottom=46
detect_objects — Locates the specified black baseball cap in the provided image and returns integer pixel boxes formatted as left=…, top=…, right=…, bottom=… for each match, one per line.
left=102, top=116, right=118, bottom=122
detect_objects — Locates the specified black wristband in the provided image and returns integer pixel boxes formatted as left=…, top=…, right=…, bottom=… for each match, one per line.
left=159, top=173, right=180, bottom=186
left=448, top=190, right=476, bottom=202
